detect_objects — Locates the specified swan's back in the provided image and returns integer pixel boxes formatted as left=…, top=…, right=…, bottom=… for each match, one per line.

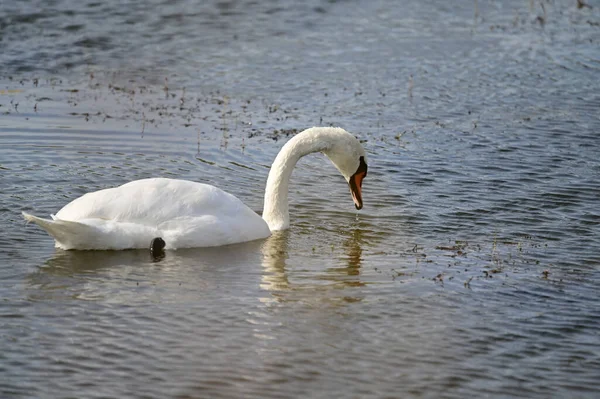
left=56, top=178, right=246, bottom=223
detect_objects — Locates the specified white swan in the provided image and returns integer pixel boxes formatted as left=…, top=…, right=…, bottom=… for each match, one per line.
left=22, top=127, right=368, bottom=250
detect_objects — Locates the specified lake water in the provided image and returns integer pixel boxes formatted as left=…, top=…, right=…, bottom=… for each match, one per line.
left=1, top=0, right=600, bottom=397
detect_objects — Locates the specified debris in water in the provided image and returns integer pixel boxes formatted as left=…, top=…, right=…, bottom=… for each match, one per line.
left=464, top=277, right=474, bottom=288
left=542, top=270, right=550, bottom=279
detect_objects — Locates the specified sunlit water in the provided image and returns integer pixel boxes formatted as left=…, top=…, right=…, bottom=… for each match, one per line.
left=1, top=0, right=600, bottom=397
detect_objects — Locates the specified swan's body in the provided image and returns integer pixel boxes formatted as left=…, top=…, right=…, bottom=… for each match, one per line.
left=23, top=127, right=367, bottom=250
left=24, top=178, right=270, bottom=249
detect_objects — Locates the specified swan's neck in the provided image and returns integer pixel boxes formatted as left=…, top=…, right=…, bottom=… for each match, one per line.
left=262, top=131, right=332, bottom=231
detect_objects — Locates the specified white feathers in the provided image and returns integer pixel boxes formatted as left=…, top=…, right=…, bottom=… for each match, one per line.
left=24, top=178, right=270, bottom=250
left=262, top=127, right=366, bottom=230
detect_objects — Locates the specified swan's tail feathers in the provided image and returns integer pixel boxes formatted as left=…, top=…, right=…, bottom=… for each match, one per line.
left=22, top=212, right=99, bottom=250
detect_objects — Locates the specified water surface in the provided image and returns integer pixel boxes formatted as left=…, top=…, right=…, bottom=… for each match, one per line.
left=1, top=0, right=600, bottom=397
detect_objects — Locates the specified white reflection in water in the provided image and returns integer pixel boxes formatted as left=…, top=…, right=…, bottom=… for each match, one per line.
left=25, top=222, right=378, bottom=307
left=25, top=241, right=265, bottom=302
left=259, top=226, right=373, bottom=306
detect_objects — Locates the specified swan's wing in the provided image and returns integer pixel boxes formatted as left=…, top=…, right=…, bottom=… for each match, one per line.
left=54, top=178, right=253, bottom=225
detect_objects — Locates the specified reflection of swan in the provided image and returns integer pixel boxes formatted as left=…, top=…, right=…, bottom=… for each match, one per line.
left=23, top=127, right=368, bottom=250
left=333, top=228, right=364, bottom=275
left=32, top=240, right=265, bottom=275
left=260, top=231, right=292, bottom=293
left=259, top=227, right=368, bottom=303
left=26, top=241, right=265, bottom=301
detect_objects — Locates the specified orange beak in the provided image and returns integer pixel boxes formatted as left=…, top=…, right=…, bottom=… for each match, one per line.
left=349, top=156, right=368, bottom=210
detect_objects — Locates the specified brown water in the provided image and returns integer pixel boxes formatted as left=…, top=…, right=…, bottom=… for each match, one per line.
left=1, top=0, right=600, bottom=397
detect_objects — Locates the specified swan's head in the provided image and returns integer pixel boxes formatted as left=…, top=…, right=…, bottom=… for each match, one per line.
left=321, top=128, right=368, bottom=210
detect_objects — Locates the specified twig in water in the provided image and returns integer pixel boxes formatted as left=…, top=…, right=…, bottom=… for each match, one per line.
left=464, top=276, right=474, bottom=288
left=141, top=112, right=146, bottom=137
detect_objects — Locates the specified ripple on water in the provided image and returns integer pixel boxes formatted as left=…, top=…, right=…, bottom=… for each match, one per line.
left=2, top=0, right=600, bottom=397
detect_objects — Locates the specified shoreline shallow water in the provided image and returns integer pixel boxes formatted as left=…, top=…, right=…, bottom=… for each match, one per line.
left=2, top=0, right=600, bottom=397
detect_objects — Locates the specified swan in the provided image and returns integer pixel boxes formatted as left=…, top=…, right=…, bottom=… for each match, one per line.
left=22, top=127, right=368, bottom=250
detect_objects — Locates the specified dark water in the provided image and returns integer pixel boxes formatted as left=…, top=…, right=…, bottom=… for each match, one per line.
left=1, top=0, right=600, bottom=397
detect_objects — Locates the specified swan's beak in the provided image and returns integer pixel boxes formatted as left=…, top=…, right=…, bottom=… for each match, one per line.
left=349, top=157, right=367, bottom=210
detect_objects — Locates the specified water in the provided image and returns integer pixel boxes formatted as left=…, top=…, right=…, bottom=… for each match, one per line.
left=1, top=0, right=600, bottom=397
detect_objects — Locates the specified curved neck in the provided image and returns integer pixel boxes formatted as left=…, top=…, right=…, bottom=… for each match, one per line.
left=262, top=130, right=332, bottom=231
